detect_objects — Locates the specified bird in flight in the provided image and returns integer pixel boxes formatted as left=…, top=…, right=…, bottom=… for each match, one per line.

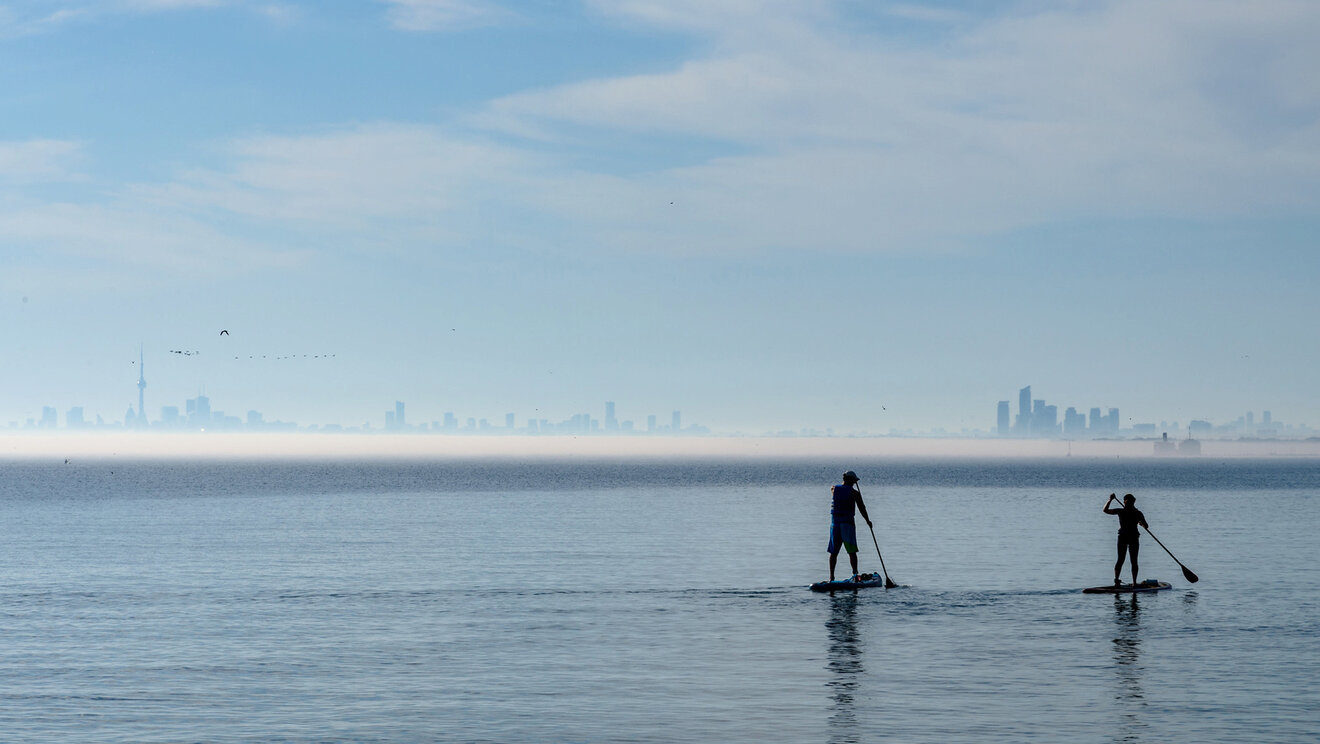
left=220, top=330, right=230, bottom=336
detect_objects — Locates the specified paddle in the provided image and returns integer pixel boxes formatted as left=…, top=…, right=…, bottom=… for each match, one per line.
left=856, top=484, right=898, bottom=588
left=865, top=521, right=899, bottom=588
left=1142, top=525, right=1200, bottom=583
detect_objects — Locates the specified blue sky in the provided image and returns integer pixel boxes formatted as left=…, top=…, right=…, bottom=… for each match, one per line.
left=2, top=0, right=1319, bottom=433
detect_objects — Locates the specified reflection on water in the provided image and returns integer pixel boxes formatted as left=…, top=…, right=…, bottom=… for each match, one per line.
left=825, top=593, right=863, bottom=744
left=1111, top=593, right=1148, bottom=743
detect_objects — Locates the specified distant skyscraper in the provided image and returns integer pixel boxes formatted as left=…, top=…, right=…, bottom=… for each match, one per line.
left=1016, top=386, right=1031, bottom=434
left=1108, top=408, right=1120, bottom=433
left=188, top=395, right=211, bottom=427
left=997, top=401, right=1010, bottom=435
left=136, top=346, right=147, bottom=428
left=672, top=410, right=681, bottom=433
left=1064, top=407, right=1086, bottom=436
left=605, top=401, right=618, bottom=431
left=1041, top=404, right=1058, bottom=437
left=40, top=406, right=57, bottom=428
left=1032, top=399, right=1046, bottom=437
left=67, top=406, right=84, bottom=429
left=648, top=414, right=657, bottom=433
left=505, top=413, right=515, bottom=429
left=1089, top=407, right=1103, bottom=432
left=395, top=401, right=406, bottom=429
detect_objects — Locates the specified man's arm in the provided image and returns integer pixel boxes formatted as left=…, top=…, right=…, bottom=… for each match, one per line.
left=855, top=489, right=873, bottom=526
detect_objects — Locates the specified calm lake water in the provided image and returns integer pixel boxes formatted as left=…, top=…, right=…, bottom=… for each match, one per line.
left=0, top=457, right=1316, bottom=742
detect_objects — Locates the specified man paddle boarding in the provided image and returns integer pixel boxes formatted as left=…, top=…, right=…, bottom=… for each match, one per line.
left=1103, top=493, right=1149, bottom=586
left=828, top=471, right=873, bottom=582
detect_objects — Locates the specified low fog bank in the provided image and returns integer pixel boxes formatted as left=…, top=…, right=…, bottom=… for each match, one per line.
left=2, top=433, right=1318, bottom=461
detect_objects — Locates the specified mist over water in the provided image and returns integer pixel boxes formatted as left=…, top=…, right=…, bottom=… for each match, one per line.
left=5, top=432, right=1320, bottom=461
left=0, top=455, right=1316, bottom=742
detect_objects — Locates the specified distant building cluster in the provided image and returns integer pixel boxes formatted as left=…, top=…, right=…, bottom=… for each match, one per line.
left=10, top=352, right=708, bottom=436
left=994, top=385, right=1316, bottom=440
left=377, top=400, right=708, bottom=436
left=996, top=385, right=1119, bottom=438
left=5, top=353, right=1314, bottom=441
left=35, top=392, right=298, bottom=433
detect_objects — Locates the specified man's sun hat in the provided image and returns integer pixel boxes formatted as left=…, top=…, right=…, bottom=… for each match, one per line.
left=842, top=470, right=859, bottom=482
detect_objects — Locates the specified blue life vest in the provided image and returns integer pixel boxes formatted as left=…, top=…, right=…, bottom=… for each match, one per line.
left=831, top=484, right=858, bottom=524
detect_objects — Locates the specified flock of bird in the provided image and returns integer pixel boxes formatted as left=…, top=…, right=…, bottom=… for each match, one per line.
left=234, top=354, right=337, bottom=360
left=138, top=330, right=337, bottom=364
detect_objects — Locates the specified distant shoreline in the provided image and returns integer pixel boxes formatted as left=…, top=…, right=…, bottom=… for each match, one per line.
left=3, top=433, right=1319, bottom=460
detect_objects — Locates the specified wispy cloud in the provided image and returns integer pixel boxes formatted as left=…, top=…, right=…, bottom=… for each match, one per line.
left=6, top=1, right=1319, bottom=274
left=1, top=125, right=535, bottom=283
left=0, top=5, right=91, bottom=35
left=0, top=0, right=279, bottom=37
left=140, top=124, right=528, bottom=231
left=121, top=0, right=228, bottom=9
left=880, top=3, right=972, bottom=25
left=377, top=0, right=514, bottom=31
left=0, top=144, right=302, bottom=284
left=477, top=0, right=1320, bottom=251
left=0, top=198, right=309, bottom=303
left=0, top=139, right=85, bottom=183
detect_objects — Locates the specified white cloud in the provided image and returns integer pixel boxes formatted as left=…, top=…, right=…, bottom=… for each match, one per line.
left=0, top=5, right=91, bottom=35
left=6, top=1, right=1319, bottom=272
left=377, top=0, right=512, bottom=31
left=0, top=200, right=306, bottom=284
left=141, top=124, right=528, bottom=231
left=121, top=0, right=227, bottom=9
left=1, top=125, right=545, bottom=284
left=254, top=3, right=300, bottom=23
left=879, top=4, right=972, bottom=25
left=0, top=139, right=85, bottom=182
left=0, top=142, right=305, bottom=282
left=476, top=0, right=1320, bottom=251
left=0, top=0, right=283, bottom=36
left=587, top=0, right=821, bottom=35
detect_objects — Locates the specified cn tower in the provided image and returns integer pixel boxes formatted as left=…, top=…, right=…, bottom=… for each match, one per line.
left=137, top=345, right=147, bottom=428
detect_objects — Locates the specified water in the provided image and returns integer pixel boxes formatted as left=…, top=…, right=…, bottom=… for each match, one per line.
left=0, top=457, right=1316, bottom=742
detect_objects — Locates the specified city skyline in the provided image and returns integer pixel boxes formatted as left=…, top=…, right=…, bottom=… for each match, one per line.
left=14, top=349, right=711, bottom=435
left=2, top=2, right=1318, bottom=435
left=6, top=353, right=1313, bottom=440
left=993, top=385, right=1313, bottom=440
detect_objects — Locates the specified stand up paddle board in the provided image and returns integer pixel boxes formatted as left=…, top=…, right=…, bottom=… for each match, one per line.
left=810, top=572, right=889, bottom=591
left=1082, top=579, right=1172, bottom=594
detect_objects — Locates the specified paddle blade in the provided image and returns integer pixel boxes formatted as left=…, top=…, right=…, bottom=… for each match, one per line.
left=884, top=576, right=898, bottom=588
left=1182, top=565, right=1199, bottom=583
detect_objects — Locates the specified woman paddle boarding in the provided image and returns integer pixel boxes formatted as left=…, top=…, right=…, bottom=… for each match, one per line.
left=1103, top=493, right=1148, bottom=586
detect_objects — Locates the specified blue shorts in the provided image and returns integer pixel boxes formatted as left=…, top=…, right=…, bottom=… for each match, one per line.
left=828, top=522, right=858, bottom=554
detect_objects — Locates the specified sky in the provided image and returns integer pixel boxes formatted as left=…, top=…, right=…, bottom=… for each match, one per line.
left=2, top=0, right=1318, bottom=434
